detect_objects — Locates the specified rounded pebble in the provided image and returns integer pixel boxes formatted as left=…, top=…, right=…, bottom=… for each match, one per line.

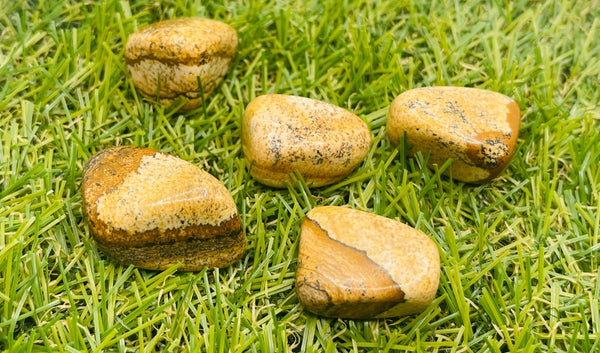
left=242, top=94, right=371, bottom=188
left=82, top=146, right=246, bottom=270
left=387, top=86, right=520, bottom=183
left=125, top=17, right=237, bottom=111
left=296, top=206, right=440, bottom=319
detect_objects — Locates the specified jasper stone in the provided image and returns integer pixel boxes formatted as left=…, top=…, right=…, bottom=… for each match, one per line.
left=296, top=206, right=440, bottom=319
left=242, top=94, right=371, bottom=188
left=125, top=17, right=237, bottom=111
left=387, top=87, right=520, bottom=183
left=82, top=146, right=246, bottom=270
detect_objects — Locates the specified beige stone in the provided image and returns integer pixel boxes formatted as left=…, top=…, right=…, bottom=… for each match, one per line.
left=387, top=86, right=520, bottom=183
left=296, top=206, right=440, bottom=319
left=242, top=94, right=371, bottom=187
left=82, top=146, right=246, bottom=270
left=125, top=17, right=237, bottom=111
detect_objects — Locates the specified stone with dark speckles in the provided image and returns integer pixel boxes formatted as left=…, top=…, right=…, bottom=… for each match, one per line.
left=242, top=94, right=371, bottom=188
left=82, top=146, right=246, bottom=270
left=387, top=87, right=520, bottom=183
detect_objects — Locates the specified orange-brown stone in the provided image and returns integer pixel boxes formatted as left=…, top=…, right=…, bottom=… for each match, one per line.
left=387, top=86, right=520, bottom=183
left=296, top=206, right=440, bottom=319
left=82, top=146, right=246, bottom=270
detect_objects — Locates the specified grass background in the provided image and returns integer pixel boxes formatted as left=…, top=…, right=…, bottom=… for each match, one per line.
left=1, top=0, right=599, bottom=351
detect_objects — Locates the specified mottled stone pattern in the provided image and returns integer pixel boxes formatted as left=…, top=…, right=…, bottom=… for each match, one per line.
left=125, top=17, right=237, bottom=111
left=296, top=206, right=440, bottom=319
left=387, top=87, right=520, bottom=183
left=82, top=146, right=246, bottom=270
left=242, top=94, right=371, bottom=187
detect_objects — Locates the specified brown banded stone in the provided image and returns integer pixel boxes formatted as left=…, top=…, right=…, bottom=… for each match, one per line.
left=125, top=17, right=237, bottom=111
left=242, top=94, right=371, bottom=188
left=82, top=146, right=246, bottom=270
left=387, top=86, right=520, bottom=183
left=296, top=206, right=440, bottom=319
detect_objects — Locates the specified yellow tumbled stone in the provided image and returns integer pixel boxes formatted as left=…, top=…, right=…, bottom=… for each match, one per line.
left=125, top=17, right=237, bottom=111
left=82, top=146, right=246, bottom=270
left=296, top=206, right=440, bottom=319
left=387, top=86, right=520, bottom=183
left=242, top=94, right=371, bottom=188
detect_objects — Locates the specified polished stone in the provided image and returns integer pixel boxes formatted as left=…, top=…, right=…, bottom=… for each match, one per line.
left=296, top=206, right=440, bottom=319
left=125, top=17, right=237, bottom=111
left=387, top=86, right=520, bottom=183
left=243, top=94, right=371, bottom=187
left=82, top=146, right=246, bottom=270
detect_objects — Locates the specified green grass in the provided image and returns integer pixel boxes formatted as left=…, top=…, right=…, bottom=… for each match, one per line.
left=1, top=0, right=599, bottom=351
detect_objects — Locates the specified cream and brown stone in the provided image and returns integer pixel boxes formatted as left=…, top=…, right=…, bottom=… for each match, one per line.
left=242, top=94, right=371, bottom=188
left=82, top=146, right=246, bottom=270
left=296, top=206, right=440, bottom=319
left=125, top=17, right=237, bottom=111
left=387, top=87, right=520, bottom=183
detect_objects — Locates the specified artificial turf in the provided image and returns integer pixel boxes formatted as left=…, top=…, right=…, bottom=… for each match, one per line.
left=1, top=0, right=599, bottom=351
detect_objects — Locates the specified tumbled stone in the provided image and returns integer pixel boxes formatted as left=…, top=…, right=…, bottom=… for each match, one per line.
left=387, top=86, right=520, bottom=183
left=125, top=17, right=237, bottom=111
left=82, top=146, right=246, bottom=270
left=242, top=94, right=371, bottom=188
left=296, top=206, right=440, bottom=319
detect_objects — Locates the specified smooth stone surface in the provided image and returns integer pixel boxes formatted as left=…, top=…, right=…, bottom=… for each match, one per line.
left=296, top=206, right=440, bottom=319
left=82, top=146, right=246, bottom=270
left=242, top=94, right=371, bottom=188
left=387, top=86, right=520, bottom=183
left=125, top=17, right=237, bottom=111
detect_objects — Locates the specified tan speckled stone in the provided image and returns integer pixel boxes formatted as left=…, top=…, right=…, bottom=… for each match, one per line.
left=296, top=206, right=440, bottom=319
left=387, top=87, right=520, bottom=183
left=242, top=95, right=371, bottom=188
left=125, top=17, right=237, bottom=111
left=82, top=146, right=246, bottom=270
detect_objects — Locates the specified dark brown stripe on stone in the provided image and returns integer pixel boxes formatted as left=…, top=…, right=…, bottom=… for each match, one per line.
left=91, top=213, right=243, bottom=247
left=97, top=225, right=247, bottom=270
left=125, top=52, right=234, bottom=67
